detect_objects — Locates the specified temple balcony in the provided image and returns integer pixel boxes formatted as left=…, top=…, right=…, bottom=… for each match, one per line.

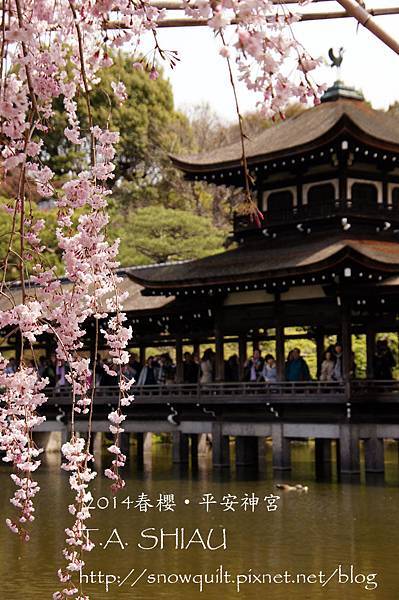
left=45, top=380, right=399, bottom=410
left=234, top=199, right=399, bottom=238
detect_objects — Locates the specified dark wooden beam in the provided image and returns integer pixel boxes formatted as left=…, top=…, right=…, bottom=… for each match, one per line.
left=276, top=323, right=285, bottom=380
left=366, top=326, right=376, bottom=379
left=139, top=344, right=146, bottom=366
left=341, top=299, right=352, bottom=381
left=214, top=321, right=224, bottom=382
left=238, top=333, right=247, bottom=381
left=175, top=335, right=184, bottom=383
left=315, top=327, right=325, bottom=379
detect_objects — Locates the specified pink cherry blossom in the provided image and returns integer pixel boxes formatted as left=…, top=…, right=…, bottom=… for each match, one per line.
left=111, top=81, right=128, bottom=103
left=0, top=0, right=323, bottom=597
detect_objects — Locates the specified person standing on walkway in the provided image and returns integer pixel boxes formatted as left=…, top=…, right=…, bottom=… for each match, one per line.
left=285, top=348, right=311, bottom=381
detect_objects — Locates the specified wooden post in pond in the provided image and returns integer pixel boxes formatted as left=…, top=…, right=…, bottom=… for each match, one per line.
left=212, top=422, right=230, bottom=468
left=235, top=436, right=259, bottom=468
left=364, top=430, right=385, bottom=473
left=338, top=424, right=360, bottom=474
left=172, top=431, right=189, bottom=464
left=119, top=432, right=130, bottom=458
left=136, top=432, right=144, bottom=468
left=315, top=438, right=332, bottom=478
left=190, top=433, right=199, bottom=468
left=175, top=335, right=184, bottom=383
left=272, top=423, right=291, bottom=471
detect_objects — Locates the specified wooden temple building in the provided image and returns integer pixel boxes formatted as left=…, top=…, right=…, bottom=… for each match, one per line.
left=13, top=81, right=399, bottom=478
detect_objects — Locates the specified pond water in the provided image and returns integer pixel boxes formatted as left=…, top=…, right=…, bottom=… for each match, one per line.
left=0, top=441, right=399, bottom=600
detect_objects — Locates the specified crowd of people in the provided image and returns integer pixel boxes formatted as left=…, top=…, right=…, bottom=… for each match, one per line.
left=3, top=339, right=397, bottom=386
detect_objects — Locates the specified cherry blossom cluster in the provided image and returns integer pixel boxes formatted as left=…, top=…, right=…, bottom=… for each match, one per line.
left=1, top=1, right=140, bottom=596
left=0, top=359, right=47, bottom=540
left=54, top=437, right=96, bottom=599
left=102, top=308, right=135, bottom=492
left=1, top=1, right=324, bottom=598
left=185, top=0, right=322, bottom=119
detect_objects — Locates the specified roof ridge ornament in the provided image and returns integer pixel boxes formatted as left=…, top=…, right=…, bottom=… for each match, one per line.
left=328, top=46, right=345, bottom=81
left=321, top=48, right=364, bottom=104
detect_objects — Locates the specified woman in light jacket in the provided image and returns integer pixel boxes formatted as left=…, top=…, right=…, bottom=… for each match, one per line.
left=320, top=350, right=335, bottom=382
left=200, top=348, right=214, bottom=384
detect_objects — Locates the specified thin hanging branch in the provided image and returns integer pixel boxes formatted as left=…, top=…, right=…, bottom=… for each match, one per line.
left=219, top=31, right=263, bottom=226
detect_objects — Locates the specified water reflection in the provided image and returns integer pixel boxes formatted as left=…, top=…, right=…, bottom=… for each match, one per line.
left=0, top=441, right=399, bottom=599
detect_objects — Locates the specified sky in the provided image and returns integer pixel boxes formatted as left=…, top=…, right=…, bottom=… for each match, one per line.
left=140, top=2, right=399, bottom=123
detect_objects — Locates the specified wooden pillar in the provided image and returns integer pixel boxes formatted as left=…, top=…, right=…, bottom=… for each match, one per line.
left=32, top=432, right=52, bottom=453
left=214, top=323, right=224, bottom=382
left=198, top=433, right=210, bottom=455
left=235, top=436, right=259, bottom=467
left=83, top=432, right=95, bottom=456
left=339, top=424, right=360, bottom=474
left=172, top=431, right=189, bottom=464
left=93, top=432, right=103, bottom=456
left=190, top=434, right=199, bottom=468
left=272, top=423, right=291, bottom=471
left=315, top=328, right=325, bottom=379
left=119, top=432, right=130, bottom=458
left=212, top=422, right=230, bottom=469
left=175, top=335, right=184, bottom=383
left=275, top=324, right=285, bottom=381
left=144, top=432, right=152, bottom=452
left=341, top=300, right=352, bottom=381
left=297, top=180, right=303, bottom=208
left=339, top=172, right=347, bottom=207
left=193, top=341, right=200, bottom=356
left=382, top=177, right=388, bottom=207
left=258, top=437, right=267, bottom=470
left=136, top=432, right=144, bottom=468
left=365, top=436, right=385, bottom=473
left=315, top=439, right=331, bottom=463
left=315, top=438, right=332, bottom=478
left=61, top=426, right=69, bottom=448
left=238, top=334, right=247, bottom=381
left=139, top=344, right=146, bottom=366
left=15, top=330, right=22, bottom=368
left=252, top=330, right=260, bottom=352
left=366, top=326, right=376, bottom=379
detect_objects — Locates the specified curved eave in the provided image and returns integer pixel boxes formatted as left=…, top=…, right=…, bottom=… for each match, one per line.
left=127, top=244, right=399, bottom=292
left=170, top=113, right=399, bottom=177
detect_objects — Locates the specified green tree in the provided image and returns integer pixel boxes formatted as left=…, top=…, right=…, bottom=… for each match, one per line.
left=111, top=205, right=227, bottom=265
left=0, top=202, right=62, bottom=280
left=41, top=53, right=189, bottom=182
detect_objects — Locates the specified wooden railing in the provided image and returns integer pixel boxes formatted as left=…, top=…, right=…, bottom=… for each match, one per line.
left=46, top=381, right=350, bottom=405
left=234, top=200, right=399, bottom=232
left=351, top=380, right=399, bottom=400
left=44, top=380, right=399, bottom=407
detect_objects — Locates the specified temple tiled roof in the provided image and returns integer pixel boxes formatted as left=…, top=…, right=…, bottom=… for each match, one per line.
left=171, top=99, right=399, bottom=173
left=0, top=271, right=174, bottom=314
left=126, top=236, right=399, bottom=290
